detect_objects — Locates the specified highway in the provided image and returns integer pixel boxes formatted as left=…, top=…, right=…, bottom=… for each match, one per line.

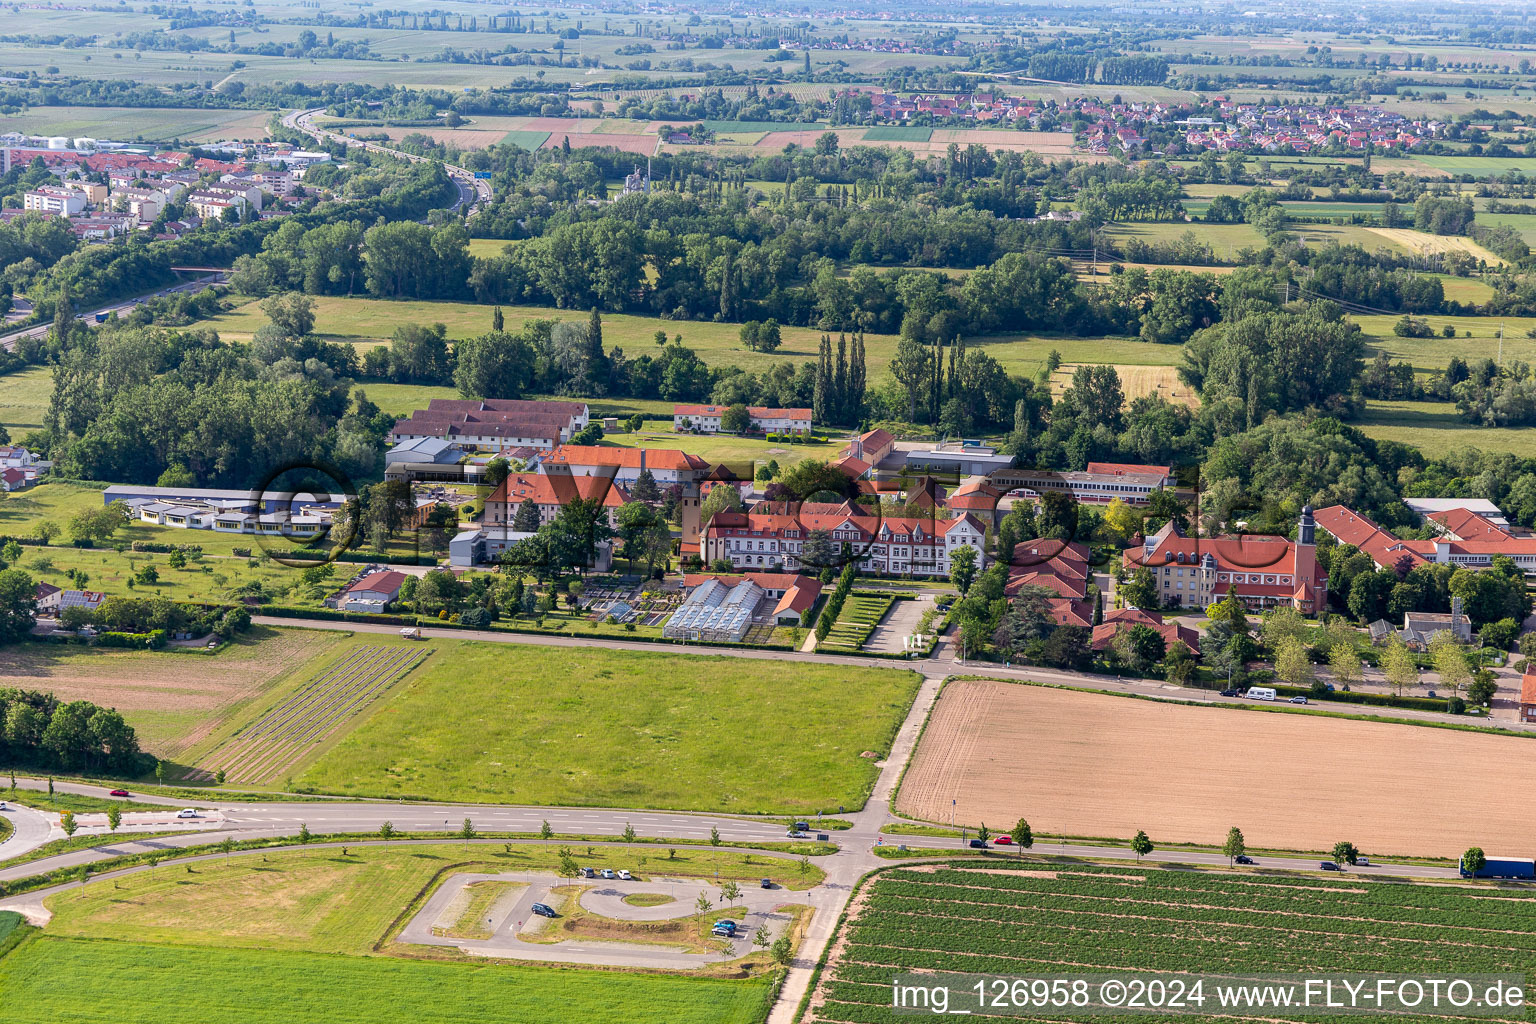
left=281, top=106, right=491, bottom=216
left=0, top=274, right=221, bottom=353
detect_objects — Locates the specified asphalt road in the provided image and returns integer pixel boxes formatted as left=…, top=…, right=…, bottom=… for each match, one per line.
left=0, top=274, right=221, bottom=352
left=252, top=613, right=1534, bottom=733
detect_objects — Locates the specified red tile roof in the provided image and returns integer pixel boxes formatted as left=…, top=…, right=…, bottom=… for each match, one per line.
left=346, top=570, right=406, bottom=596
left=1086, top=462, right=1172, bottom=478
left=545, top=445, right=709, bottom=473
left=488, top=472, right=630, bottom=508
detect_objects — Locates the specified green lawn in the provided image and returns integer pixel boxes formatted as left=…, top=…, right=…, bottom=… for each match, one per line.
left=1356, top=399, right=1536, bottom=458
left=0, top=365, right=53, bottom=436
left=294, top=641, right=920, bottom=814
left=0, top=936, right=771, bottom=1024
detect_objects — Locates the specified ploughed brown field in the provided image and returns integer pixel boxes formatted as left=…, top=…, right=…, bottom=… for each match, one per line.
left=897, top=679, right=1532, bottom=858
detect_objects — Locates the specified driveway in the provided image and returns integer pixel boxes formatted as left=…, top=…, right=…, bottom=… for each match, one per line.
left=862, top=595, right=934, bottom=654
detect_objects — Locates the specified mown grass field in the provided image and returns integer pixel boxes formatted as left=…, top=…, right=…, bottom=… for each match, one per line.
left=809, top=865, right=1536, bottom=1023
left=0, top=365, right=53, bottom=436
left=1357, top=399, right=1536, bottom=459
left=0, top=105, right=271, bottom=142
left=0, top=936, right=771, bottom=1024
left=295, top=640, right=920, bottom=813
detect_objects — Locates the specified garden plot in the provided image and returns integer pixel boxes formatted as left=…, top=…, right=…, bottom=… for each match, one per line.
left=819, top=593, right=895, bottom=652
left=808, top=865, right=1536, bottom=1024
left=198, top=645, right=425, bottom=785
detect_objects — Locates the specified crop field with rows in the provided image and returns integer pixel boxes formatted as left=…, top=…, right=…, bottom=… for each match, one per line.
left=806, top=865, right=1536, bottom=1023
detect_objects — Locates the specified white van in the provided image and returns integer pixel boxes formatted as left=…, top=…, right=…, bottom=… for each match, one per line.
left=1246, top=687, right=1278, bottom=702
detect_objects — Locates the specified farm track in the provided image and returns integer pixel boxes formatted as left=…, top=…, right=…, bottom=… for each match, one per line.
left=200, top=645, right=424, bottom=785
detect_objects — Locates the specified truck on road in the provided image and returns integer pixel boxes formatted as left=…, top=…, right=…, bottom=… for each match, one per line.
left=1460, top=856, right=1536, bottom=879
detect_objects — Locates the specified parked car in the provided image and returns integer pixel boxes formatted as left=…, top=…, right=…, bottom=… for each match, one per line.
left=177, top=808, right=199, bottom=819
left=760, top=878, right=774, bottom=889
left=109, top=789, right=130, bottom=797
left=785, top=830, right=811, bottom=839
left=1289, top=696, right=1308, bottom=705
left=600, top=868, right=616, bottom=879
left=968, top=839, right=988, bottom=849
left=1235, top=855, right=1255, bottom=865
left=531, top=902, right=558, bottom=918
left=1427, top=690, right=1438, bottom=699
left=995, top=835, right=1013, bottom=845
left=711, top=920, right=737, bottom=937
left=1320, top=861, right=1341, bottom=871
left=579, top=867, right=596, bottom=878
left=617, top=870, right=632, bottom=880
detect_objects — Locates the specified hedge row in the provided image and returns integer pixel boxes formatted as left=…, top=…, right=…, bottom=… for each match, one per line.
left=1270, top=683, right=1457, bottom=712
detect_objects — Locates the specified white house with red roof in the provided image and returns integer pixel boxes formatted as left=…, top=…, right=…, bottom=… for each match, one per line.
left=484, top=472, right=631, bottom=530
left=703, top=500, right=985, bottom=578
left=672, top=404, right=812, bottom=435
left=1314, top=503, right=1536, bottom=576
left=329, top=570, right=406, bottom=613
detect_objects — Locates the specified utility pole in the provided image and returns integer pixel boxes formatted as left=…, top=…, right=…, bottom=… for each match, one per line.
left=1499, top=321, right=1504, bottom=365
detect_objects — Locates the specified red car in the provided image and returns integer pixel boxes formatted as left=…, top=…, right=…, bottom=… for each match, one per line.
left=109, top=789, right=130, bottom=797
left=995, top=835, right=1013, bottom=845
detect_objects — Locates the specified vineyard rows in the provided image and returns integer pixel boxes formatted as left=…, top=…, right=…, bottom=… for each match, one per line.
left=806, top=866, right=1536, bottom=1023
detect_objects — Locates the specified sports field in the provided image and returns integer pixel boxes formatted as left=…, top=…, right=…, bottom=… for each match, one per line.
left=897, top=680, right=1536, bottom=857
left=294, top=641, right=919, bottom=813
left=808, top=865, right=1536, bottom=1023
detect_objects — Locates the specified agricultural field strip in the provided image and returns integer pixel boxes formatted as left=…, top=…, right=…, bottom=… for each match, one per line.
left=812, top=869, right=1536, bottom=1022
left=217, top=645, right=422, bottom=783
left=205, top=645, right=424, bottom=784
